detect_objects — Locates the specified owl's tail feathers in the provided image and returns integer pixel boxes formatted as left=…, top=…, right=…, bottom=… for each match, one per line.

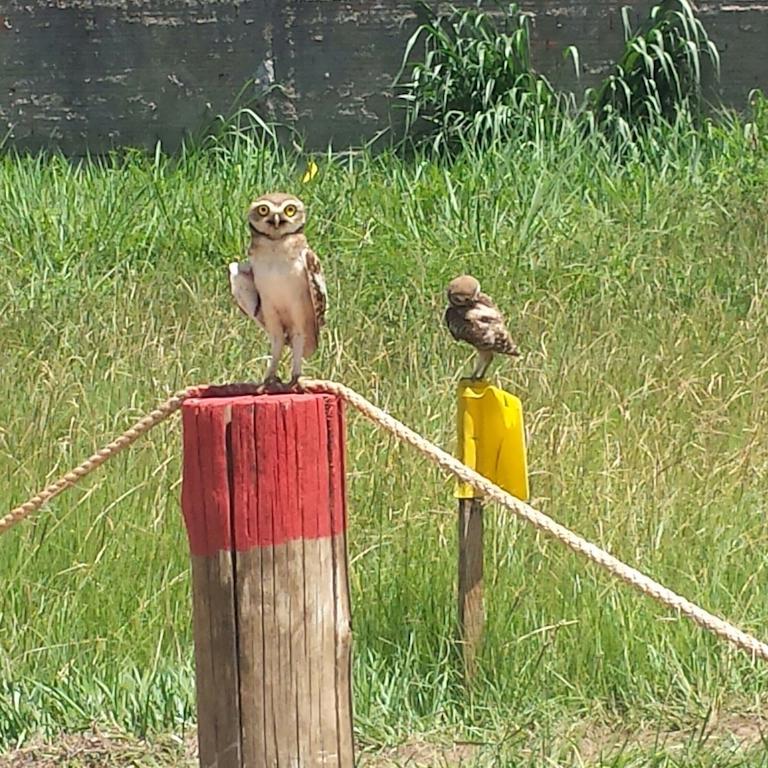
left=497, top=335, right=521, bottom=357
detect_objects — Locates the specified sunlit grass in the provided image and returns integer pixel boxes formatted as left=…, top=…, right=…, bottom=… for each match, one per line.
left=1, top=116, right=768, bottom=764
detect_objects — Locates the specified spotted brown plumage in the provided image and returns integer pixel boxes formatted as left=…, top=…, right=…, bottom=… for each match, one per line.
left=302, top=246, right=327, bottom=349
left=444, top=274, right=520, bottom=379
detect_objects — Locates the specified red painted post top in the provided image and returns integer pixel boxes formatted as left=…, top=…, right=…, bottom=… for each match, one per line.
left=181, top=392, right=347, bottom=558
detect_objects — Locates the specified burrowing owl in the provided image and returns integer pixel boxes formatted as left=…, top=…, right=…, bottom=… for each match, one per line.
left=444, top=274, right=520, bottom=379
left=229, top=192, right=327, bottom=389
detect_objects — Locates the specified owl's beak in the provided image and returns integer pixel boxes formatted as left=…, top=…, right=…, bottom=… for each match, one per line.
left=271, top=213, right=281, bottom=227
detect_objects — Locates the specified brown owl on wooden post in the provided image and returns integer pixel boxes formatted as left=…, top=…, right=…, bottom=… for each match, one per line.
left=443, top=274, right=520, bottom=379
left=229, top=192, right=327, bottom=390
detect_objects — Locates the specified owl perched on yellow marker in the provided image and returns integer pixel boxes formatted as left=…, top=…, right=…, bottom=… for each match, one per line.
left=444, top=275, right=520, bottom=379
left=228, top=193, right=327, bottom=389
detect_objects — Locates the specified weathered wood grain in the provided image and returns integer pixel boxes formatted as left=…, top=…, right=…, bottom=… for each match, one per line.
left=181, top=392, right=354, bottom=768
left=0, top=0, right=765, bottom=153
left=458, top=497, right=484, bottom=680
left=183, top=401, right=242, bottom=768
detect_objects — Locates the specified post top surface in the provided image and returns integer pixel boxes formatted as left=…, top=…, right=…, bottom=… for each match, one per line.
left=184, top=391, right=337, bottom=410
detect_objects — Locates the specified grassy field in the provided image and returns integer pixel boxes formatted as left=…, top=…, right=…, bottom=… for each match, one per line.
left=1, top=115, right=768, bottom=766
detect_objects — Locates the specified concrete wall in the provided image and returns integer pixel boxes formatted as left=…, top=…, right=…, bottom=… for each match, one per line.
left=1, top=1, right=766, bottom=154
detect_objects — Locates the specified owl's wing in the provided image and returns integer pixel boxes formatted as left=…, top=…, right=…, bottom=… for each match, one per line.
left=444, top=307, right=471, bottom=344
left=449, top=301, right=520, bottom=356
left=228, top=261, right=263, bottom=326
left=302, top=247, right=327, bottom=341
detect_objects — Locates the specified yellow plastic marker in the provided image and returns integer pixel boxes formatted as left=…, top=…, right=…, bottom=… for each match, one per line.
left=456, top=379, right=529, bottom=501
left=301, top=160, right=319, bottom=183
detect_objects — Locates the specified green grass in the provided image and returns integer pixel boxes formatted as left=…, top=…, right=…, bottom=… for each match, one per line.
left=1, top=114, right=768, bottom=765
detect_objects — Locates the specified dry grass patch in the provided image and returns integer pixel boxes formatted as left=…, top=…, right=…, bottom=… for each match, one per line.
left=570, top=711, right=768, bottom=764
left=3, top=713, right=766, bottom=767
left=0, top=729, right=195, bottom=768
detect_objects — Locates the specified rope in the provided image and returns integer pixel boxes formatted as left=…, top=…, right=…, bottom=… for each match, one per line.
left=3, top=379, right=768, bottom=664
left=0, top=382, right=268, bottom=536
left=304, top=380, right=768, bottom=663
left=0, top=386, right=204, bottom=537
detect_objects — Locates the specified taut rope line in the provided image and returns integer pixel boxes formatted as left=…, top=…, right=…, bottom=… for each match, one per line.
left=3, top=380, right=768, bottom=663
left=0, top=386, right=204, bottom=537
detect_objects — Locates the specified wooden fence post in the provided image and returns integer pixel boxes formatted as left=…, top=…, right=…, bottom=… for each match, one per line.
left=181, top=391, right=354, bottom=768
left=457, top=497, right=484, bottom=678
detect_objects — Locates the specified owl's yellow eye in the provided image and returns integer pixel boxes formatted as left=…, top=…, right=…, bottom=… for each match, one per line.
left=283, top=204, right=297, bottom=217
left=256, top=204, right=270, bottom=217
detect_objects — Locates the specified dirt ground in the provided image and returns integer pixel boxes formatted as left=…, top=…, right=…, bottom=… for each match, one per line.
left=1, top=713, right=766, bottom=767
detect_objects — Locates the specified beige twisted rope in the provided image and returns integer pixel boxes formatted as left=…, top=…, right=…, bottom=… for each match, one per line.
left=305, top=380, right=768, bottom=663
left=0, top=383, right=271, bottom=536
left=0, top=385, right=204, bottom=537
left=3, top=379, right=768, bottom=664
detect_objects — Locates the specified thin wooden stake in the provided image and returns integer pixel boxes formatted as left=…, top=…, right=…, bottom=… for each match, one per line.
left=458, top=497, right=484, bottom=678
left=181, top=391, right=354, bottom=768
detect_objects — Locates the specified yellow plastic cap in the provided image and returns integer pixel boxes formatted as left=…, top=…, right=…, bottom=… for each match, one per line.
left=455, top=379, right=529, bottom=501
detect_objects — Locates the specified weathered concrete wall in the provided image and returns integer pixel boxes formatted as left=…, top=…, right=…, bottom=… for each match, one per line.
left=0, top=1, right=766, bottom=154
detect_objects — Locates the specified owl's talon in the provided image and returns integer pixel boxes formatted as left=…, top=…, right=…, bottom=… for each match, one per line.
left=261, top=376, right=285, bottom=393
left=287, top=375, right=304, bottom=392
